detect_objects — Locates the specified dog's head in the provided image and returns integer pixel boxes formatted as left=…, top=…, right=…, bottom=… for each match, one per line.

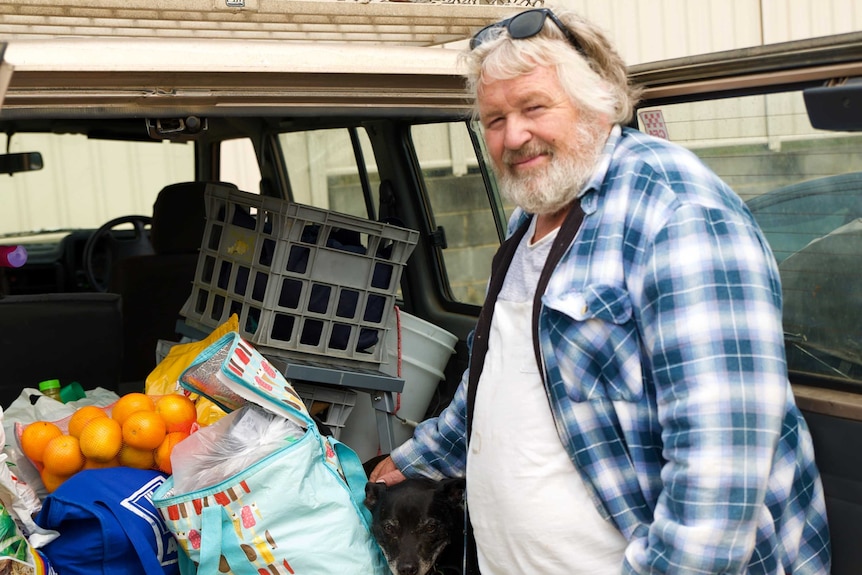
left=364, top=478, right=466, bottom=575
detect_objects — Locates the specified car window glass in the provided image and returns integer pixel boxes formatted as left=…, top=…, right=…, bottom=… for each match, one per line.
left=220, top=138, right=262, bottom=195
left=412, top=121, right=501, bottom=306
left=1, top=133, right=193, bottom=237
left=638, top=92, right=862, bottom=384
left=277, top=128, right=379, bottom=219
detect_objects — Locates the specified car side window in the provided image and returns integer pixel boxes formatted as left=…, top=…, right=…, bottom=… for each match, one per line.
left=220, top=138, right=262, bottom=195
left=411, top=122, right=502, bottom=306
left=268, top=123, right=503, bottom=307
left=277, top=128, right=380, bottom=220
left=637, top=92, right=862, bottom=383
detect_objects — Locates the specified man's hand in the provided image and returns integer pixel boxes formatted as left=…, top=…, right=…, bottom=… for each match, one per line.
left=368, top=455, right=406, bottom=485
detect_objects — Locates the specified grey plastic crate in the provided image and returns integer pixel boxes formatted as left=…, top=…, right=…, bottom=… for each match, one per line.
left=292, top=382, right=357, bottom=439
left=180, top=184, right=419, bottom=368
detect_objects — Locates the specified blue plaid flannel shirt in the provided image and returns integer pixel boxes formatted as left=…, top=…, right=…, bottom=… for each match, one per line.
left=391, top=125, right=830, bottom=574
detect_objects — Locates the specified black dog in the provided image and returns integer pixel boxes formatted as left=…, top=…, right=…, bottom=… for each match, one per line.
left=364, top=477, right=466, bottom=575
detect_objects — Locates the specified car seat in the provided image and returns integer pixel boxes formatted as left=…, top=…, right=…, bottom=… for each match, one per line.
left=109, top=181, right=237, bottom=385
left=0, top=292, right=124, bottom=409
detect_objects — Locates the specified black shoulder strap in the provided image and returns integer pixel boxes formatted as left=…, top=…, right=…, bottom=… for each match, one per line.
left=465, top=203, right=584, bottom=438
left=465, top=217, right=530, bottom=439
left=530, top=204, right=585, bottom=378
left=462, top=220, right=528, bottom=575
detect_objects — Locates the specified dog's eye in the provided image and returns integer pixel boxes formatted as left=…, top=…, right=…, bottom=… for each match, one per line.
left=423, top=523, right=439, bottom=534
left=383, top=523, right=398, bottom=536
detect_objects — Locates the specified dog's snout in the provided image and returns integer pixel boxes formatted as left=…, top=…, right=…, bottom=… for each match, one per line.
left=397, top=562, right=419, bottom=575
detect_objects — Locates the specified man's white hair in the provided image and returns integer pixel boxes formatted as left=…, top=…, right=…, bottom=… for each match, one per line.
left=461, top=8, right=640, bottom=125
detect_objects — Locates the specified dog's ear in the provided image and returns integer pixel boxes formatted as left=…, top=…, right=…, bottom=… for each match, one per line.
left=438, top=477, right=466, bottom=508
left=364, top=481, right=387, bottom=510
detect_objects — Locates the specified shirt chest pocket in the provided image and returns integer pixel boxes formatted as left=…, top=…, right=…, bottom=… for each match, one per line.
left=542, top=283, right=644, bottom=402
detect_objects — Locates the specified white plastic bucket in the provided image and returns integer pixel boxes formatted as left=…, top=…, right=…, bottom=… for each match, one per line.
left=340, top=310, right=457, bottom=462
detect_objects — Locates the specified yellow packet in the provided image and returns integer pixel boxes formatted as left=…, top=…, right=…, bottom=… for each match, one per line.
left=145, top=316, right=240, bottom=426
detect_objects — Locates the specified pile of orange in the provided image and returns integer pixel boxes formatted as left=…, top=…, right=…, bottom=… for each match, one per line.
left=20, top=392, right=198, bottom=493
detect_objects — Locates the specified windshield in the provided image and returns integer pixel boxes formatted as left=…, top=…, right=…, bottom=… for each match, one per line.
left=1, top=133, right=193, bottom=238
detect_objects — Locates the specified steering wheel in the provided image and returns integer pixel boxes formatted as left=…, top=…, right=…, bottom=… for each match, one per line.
left=83, top=215, right=154, bottom=292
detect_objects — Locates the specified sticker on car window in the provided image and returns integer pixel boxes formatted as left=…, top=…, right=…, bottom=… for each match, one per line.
left=638, top=109, right=669, bottom=140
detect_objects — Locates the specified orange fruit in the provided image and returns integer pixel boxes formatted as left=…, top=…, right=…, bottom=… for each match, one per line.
left=20, top=421, right=63, bottom=463
left=110, top=392, right=155, bottom=426
left=154, top=431, right=189, bottom=475
left=67, top=405, right=108, bottom=438
left=40, top=469, right=70, bottom=493
left=42, top=435, right=84, bottom=476
left=155, top=394, right=197, bottom=434
left=83, top=457, right=119, bottom=470
left=79, top=417, right=123, bottom=463
left=122, top=410, right=166, bottom=450
left=118, top=444, right=155, bottom=470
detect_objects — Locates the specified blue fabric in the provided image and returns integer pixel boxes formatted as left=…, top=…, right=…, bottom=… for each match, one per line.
left=391, top=125, right=831, bottom=574
left=35, top=468, right=178, bottom=575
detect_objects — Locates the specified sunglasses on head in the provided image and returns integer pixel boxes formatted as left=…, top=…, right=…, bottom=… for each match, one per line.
left=469, top=8, right=586, bottom=56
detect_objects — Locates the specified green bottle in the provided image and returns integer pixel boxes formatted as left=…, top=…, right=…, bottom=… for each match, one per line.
left=38, top=379, right=63, bottom=402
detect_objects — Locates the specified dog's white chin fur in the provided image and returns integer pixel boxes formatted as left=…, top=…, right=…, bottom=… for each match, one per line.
left=384, top=544, right=447, bottom=575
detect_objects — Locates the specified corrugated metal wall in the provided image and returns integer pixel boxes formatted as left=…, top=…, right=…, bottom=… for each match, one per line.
left=289, top=0, right=862, bottom=211
left=561, top=0, right=861, bottom=64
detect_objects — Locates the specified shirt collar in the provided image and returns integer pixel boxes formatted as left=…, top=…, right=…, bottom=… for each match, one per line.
left=580, top=124, right=622, bottom=199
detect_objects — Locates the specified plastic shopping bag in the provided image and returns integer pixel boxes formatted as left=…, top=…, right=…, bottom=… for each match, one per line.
left=145, top=315, right=240, bottom=427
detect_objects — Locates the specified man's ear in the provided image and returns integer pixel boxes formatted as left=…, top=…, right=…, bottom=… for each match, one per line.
left=364, top=481, right=387, bottom=510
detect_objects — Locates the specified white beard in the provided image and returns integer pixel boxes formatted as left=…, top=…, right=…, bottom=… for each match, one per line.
left=496, top=123, right=606, bottom=215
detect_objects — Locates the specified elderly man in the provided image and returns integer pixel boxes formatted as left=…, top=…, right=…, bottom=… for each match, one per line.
left=372, top=7, right=831, bottom=574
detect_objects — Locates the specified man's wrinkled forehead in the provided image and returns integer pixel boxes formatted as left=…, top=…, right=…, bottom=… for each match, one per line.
left=477, top=65, right=566, bottom=107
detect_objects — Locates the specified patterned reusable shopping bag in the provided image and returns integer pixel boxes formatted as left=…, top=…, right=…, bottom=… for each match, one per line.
left=152, top=331, right=387, bottom=575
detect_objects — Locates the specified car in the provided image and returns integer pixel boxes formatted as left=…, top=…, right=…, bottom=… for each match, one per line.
left=746, top=172, right=862, bottom=265
left=2, top=8, right=862, bottom=574
left=745, top=173, right=862, bottom=381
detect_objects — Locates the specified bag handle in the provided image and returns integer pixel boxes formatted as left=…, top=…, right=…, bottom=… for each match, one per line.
left=97, top=500, right=173, bottom=575
left=177, top=547, right=198, bottom=575
left=330, top=437, right=374, bottom=528
left=198, top=505, right=226, bottom=574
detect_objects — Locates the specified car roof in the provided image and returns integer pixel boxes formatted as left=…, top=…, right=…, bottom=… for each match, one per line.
left=0, top=1, right=526, bottom=120
left=0, top=36, right=476, bottom=120
left=3, top=22, right=861, bottom=138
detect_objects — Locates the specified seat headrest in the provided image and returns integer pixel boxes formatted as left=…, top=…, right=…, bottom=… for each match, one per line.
left=150, top=182, right=235, bottom=255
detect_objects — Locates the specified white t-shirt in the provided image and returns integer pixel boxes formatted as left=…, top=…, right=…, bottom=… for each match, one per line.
left=466, top=220, right=628, bottom=574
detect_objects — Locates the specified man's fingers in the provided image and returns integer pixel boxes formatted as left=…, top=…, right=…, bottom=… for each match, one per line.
left=376, top=469, right=407, bottom=486
left=368, top=456, right=396, bottom=482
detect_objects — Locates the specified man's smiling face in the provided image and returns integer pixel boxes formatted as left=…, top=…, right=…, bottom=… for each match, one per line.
left=478, top=64, right=606, bottom=215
